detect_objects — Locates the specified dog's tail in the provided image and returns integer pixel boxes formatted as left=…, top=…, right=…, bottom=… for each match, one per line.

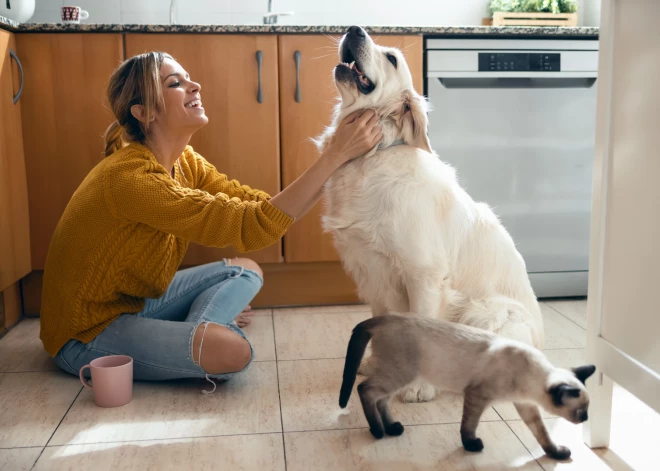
left=339, top=317, right=385, bottom=408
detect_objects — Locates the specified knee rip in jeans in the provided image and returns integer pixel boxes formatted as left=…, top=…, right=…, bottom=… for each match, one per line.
left=193, top=322, right=217, bottom=394
left=192, top=322, right=251, bottom=394
left=222, top=258, right=245, bottom=279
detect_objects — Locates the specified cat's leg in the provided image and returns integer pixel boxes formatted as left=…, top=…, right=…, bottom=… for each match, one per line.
left=357, top=379, right=387, bottom=439
left=460, top=388, right=491, bottom=452
left=514, top=403, right=571, bottom=460
left=376, top=398, right=404, bottom=436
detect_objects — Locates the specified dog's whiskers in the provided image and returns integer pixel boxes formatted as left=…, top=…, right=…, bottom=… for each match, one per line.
left=312, top=52, right=339, bottom=60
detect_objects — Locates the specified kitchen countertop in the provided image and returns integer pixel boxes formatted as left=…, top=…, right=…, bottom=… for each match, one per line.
left=0, top=15, right=19, bottom=31
left=0, top=17, right=598, bottom=37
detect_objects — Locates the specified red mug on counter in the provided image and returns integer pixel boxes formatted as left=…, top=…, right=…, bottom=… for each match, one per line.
left=61, top=6, right=89, bottom=24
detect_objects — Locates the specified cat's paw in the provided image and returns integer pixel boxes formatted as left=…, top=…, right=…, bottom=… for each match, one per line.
left=545, top=445, right=571, bottom=461
left=462, top=437, right=484, bottom=452
left=398, top=382, right=437, bottom=403
left=385, top=422, right=405, bottom=436
left=369, top=427, right=385, bottom=439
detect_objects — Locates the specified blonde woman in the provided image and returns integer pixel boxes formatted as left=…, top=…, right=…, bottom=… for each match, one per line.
left=40, top=52, right=381, bottom=389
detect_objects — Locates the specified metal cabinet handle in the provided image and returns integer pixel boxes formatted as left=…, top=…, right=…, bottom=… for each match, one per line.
left=294, top=50, right=301, bottom=103
left=256, top=50, right=263, bottom=104
left=9, top=49, right=24, bottom=104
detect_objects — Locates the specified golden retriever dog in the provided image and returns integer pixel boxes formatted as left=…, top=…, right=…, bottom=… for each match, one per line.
left=315, top=26, right=555, bottom=452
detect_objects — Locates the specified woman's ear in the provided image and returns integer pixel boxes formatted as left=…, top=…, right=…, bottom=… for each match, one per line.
left=401, top=91, right=432, bottom=153
left=130, top=104, right=155, bottom=124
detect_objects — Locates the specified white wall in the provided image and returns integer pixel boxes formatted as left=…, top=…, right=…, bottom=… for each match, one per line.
left=27, top=0, right=601, bottom=26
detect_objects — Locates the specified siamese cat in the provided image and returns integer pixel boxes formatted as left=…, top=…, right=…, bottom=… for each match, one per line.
left=339, top=316, right=595, bottom=460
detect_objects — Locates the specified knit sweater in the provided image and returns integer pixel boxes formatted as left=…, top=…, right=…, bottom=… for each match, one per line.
left=40, top=143, right=293, bottom=357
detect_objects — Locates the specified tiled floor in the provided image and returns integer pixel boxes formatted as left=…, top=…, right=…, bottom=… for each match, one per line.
left=1, top=300, right=658, bottom=470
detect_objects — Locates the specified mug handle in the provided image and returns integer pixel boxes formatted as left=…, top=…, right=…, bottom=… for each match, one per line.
left=79, top=364, right=93, bottom=389
left=79, top=10, right=89, bottom=20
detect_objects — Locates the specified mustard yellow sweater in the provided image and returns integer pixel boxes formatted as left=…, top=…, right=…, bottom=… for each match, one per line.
left=40, top=143, right=293, bottom=357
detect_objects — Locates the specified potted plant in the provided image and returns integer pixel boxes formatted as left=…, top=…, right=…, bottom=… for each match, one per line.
left=488, top=0, right=578, bottom=26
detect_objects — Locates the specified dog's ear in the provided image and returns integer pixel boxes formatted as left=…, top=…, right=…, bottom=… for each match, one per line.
left=401, top=90, right=432, bottom=153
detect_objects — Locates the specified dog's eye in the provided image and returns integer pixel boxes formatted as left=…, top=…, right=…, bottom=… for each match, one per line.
left=404, top=103, right=410, bottom=112
left=386, top=54, right=397, bottom=68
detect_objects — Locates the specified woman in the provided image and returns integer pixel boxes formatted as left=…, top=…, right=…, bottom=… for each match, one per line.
left=40, top=52, right=381, bottom=389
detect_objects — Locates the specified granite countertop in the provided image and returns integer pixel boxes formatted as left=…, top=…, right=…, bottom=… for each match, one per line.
left=1, top=16, right=598, bottom=37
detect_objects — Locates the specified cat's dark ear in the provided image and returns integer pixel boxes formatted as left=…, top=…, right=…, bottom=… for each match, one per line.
left=549, top=384, right=581, bottom=406
left=572, top=365, right=596, bottom=385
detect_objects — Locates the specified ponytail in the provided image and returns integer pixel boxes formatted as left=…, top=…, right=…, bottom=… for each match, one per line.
left=104, top=121, right=125, bottom=157
left=103, top=51, right=172, bottom=157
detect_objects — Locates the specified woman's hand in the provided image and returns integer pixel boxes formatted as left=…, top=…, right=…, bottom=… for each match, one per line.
left=323, top=109, right=382, bottom=167
left=268, top=109, right=382, bottom=222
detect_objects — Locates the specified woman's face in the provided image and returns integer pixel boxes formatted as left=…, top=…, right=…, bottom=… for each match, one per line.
left=156, top=58, right=209, bottom=133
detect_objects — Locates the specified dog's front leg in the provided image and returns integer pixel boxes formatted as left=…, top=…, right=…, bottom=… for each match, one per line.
left=406, top=274, right=443, bottom=319
left=397, top=274, right=444, bottom=402
left=357, top=302, right=389, bottom=377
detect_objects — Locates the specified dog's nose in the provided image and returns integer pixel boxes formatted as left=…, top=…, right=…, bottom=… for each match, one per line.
left=348, top=25, right=365, bottom=38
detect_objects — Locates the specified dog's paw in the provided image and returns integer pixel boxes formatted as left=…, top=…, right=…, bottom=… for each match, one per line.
left=398, top=382, right=437, bottom=403
left=385, top=422, right=405, bottom=436
left=462, top=437, right=484, bottom=453
left=545, top=445, right=571, bottom=461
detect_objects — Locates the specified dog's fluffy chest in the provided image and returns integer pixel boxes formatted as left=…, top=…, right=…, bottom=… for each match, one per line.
left=322, top=145, right=457, bottom=308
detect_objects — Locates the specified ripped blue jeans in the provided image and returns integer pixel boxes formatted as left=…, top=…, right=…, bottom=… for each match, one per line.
left=54, top=260, right=261, bottom=389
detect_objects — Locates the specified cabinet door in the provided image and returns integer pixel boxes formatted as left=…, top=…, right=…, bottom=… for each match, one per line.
left=126, top=35, right=282, bottom=265
left=278, top=35, right=423, bottom=263
left=16, top=34, right=122, bottom=270
left=0, top=31, right=30, bottom=291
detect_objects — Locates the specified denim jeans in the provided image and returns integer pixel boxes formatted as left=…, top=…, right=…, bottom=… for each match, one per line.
left=54, top=260, right=261, bottom=385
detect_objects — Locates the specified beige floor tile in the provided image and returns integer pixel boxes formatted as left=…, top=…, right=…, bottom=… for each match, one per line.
left=278, top=358, right=500, bottom=433
left=0, top=373, right=81, bottom=448
left=600, top=384, right=660, bottom=471
left=273, top=304, right=371, bottom=316
left=0, top=448, right=43, bottom=471
left=493, top=349, right=587, bottom=421
left=35, top=434, right=285, bottom=471
left=544, top=300, right=587, bottom=329
left=285, top=422, right=541, bottom=471
left=49, top=362, right=281, bottom=446
left=274, top=309, right=371, bottom=361
left=508, top=418, right=613, bottom=471
left=540, top=304, right=586, bottom=350
left=242, top=310, right=275, bottom=362
left=0, top=319, right=57, bottom=372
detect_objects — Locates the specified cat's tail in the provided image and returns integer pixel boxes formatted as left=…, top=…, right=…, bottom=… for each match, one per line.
left=339, top=318, right=379, bottom=408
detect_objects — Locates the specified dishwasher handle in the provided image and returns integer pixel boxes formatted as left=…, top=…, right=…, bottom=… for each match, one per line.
left=436, top=77, right=597, bottom=89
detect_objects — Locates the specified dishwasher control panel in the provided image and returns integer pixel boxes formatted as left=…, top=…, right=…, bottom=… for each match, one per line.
left=478, top=52, right=561, bottom=72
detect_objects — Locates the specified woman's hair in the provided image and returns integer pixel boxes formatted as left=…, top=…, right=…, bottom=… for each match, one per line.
left=104, top=51, right=173, bottom=157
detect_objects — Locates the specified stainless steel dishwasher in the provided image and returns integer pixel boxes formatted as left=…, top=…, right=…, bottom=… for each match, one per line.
left=425, top=38, right=599, bottom=298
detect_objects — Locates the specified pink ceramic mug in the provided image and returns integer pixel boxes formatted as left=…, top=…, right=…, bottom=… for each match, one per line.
left=79, top=355, right=134, bottom=408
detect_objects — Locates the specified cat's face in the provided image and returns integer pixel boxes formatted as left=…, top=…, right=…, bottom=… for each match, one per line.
left=545, top=365, right=596, bottom=424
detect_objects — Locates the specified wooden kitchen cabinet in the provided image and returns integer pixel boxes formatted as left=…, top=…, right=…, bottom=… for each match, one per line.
left=16, top=34, right=122, bottom=270
left=125, top=34, right=283, bottom=265
left=278, top=35, right=423, bottom=263
left=0, top=30, right=31, bottom=292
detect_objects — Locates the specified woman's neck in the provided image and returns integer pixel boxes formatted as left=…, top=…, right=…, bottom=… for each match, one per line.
left=145, top=129, right=192, bottom=176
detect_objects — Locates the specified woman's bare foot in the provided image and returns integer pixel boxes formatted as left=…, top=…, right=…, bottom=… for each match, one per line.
left=235, top=305, right=254, bottom=328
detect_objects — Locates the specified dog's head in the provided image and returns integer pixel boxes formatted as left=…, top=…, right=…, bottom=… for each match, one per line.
left=324, top=25, right=431, bottom=155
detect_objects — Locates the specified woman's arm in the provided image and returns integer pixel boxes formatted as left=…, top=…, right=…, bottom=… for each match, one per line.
left=269, top=109, right=382, bottom=220
left=185, top=148, right=272, bottom=203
